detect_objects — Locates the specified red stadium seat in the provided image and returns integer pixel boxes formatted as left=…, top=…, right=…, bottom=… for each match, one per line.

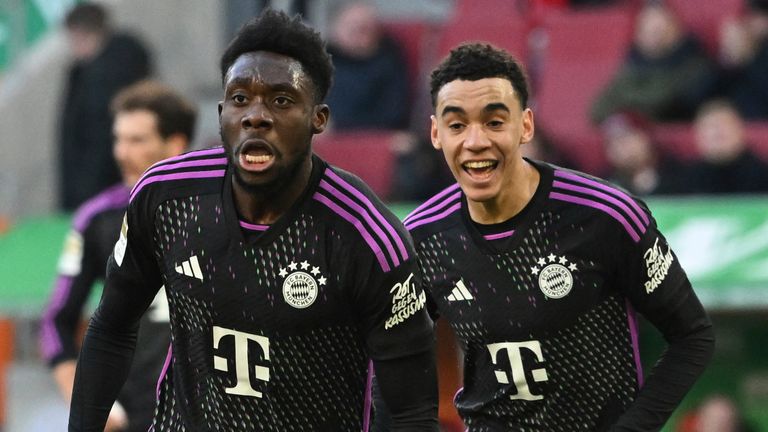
left=313, top=131, right=400, bottom=200
left=535, top=5, right=635, bottom=173
left=436, top=13, right=530, bottom=62
left=745, top=122, right=768, bottom=160
left=381, top=20, right=433, bottom=98
left=666, top=0, right=744, bottom=55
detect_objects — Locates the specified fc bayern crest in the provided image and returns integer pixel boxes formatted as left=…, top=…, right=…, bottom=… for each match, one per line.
left=279, top=260, right=326, bottom=309
left=530, top=254, right=578, bottom=299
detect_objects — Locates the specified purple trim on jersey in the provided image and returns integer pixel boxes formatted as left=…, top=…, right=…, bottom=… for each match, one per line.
left=553, top=180, right=647, bottom=235
left=130, top=170, right=226, bottom=202
left=483, top=230, right=515, bottom=241
left=554, top=170, right=650, bottom=227
left=72, top=184, right=129, bottom=232
left=319, top=179, right=401, bottom=268
left=41, top=184, right=130, bottom=361
left=144, top=146, right=225, bottom=174
left=156, top=343, right=173, bottom=401
left=549, top=192, right=641, bottom=242
left=403, top=191, right=462, bottom=227
left=362, top=360, right=374, bottom=432
left=324, top=169, right=409, bottom=262
left=403, top=183, right=461, bottom=224
left=39, top=276, right=74, bottom=360
left=313, top=192, right=391, bottom=272
left=239, top=220, right=270, bottom=231
left=625, top=299, right=644, bottom=388
left=404, top=202, right=462, bottom=231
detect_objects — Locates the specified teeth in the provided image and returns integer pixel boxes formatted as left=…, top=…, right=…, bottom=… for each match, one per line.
left=245, top=154, right=273, bottom=164
left=463, top=160, right=495, bottom=169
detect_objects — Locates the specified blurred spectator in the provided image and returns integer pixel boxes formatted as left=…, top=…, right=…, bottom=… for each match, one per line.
left=390, top=134, right=454, bottom=201
left=714, top=0, right=768, bottom=119
left=590, top=2, right=716, bottom=123
left=600, top=111, right=687, bottom=195
left=686, top=99, right=768, bottom=194
left=325, top=1, right=411, bottom=130
left=521, top=128, right=576, bottom=169
left=41, top=80, right=196, bottom=432
left=677, top=394, right=756, bottom=432
left=59, top=2, right=152, bottom=211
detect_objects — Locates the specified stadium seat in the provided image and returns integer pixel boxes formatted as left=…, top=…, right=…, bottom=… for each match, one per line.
left=535, top=5, right=635, bottom=173
left=666, top=0, right=744, bottom=55
left=313, top=131, right=400, bottom=200
left=435, top=13, right=530, bottom=62
left=381, top=20, right=434, bottom=99
left=745, top=122, right=768, bottom=160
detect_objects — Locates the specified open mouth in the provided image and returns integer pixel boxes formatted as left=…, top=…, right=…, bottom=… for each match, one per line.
left=239, top=140, right=275, bottom=172
left=462, top=160, right=498, bottom=179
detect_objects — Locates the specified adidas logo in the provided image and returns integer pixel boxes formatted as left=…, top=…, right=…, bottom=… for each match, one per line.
left=176, top=255, right=203, bottom=281
left=447, top=280, right=473, bottom=302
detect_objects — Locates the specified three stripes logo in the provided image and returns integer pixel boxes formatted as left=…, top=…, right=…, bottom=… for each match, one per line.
left=447, top=279, right=474, bottom=302
left=176, top=255, right=203, bottom=281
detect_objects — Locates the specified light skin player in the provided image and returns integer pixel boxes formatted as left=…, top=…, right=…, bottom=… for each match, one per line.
left=395, top=43, right=715, bottom=431
left=41, top=80, right=194, bottom=432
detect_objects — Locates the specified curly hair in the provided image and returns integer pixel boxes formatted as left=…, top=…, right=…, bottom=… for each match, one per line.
left=220, top=9, right=333, bottom=103
left=429, top=43, right=529, bottom=109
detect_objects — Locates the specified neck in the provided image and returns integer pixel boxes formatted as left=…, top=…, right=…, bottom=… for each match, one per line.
left=467, top=159, right=540, bottom=224
left=232, top=157, right=313, bottom=225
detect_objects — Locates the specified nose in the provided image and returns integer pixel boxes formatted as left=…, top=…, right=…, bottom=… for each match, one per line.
left=464, top=124, right=491, bottom=151
left=241, top=100, right=274, bottom=130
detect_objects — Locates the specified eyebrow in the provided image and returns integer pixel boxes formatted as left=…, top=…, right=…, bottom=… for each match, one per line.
left=440, top=102, right=511, bottom=117
left=225, top=77, right=300, bottom=93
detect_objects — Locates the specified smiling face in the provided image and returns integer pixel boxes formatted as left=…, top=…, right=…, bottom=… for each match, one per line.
left=218, top=51, right=329, bottom=199
left=431, top=77, right=534, bottom=207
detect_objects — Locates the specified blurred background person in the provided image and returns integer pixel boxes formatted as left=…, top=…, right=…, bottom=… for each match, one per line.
left=325, top=1, right=411, bottom=130
left=59, top=2, right=152, bottom=211
left=590, top=1, right=716, bottom=123
left=686, top=99, right=768, bottom=194
left=600, top=111, right=688, bottom=195
left=714, top=0, right=768, bottom=120
left=40, top=80, right=196, bottom=432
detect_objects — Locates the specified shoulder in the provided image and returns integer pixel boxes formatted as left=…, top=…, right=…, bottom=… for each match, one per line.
left=129, top=146, right=228, bottom=208
left=72, top=183, right=129, bottom=234
left=311, top=164, right=412, bottom=273
left=403, top=183, right=463, bottom=243
left=548, top=165, right=652, bottom=243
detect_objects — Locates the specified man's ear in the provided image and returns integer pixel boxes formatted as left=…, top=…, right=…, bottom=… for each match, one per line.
left=312, top=104, right=330, bottom=134
left=430, top=115, right=442, bottom=150
left=520, top=108, right=535, bottom=144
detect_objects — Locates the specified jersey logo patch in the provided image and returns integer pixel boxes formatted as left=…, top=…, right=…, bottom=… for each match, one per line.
left=643, top=237, right=673, bottom=294
left=113, top=214, right=128, bottom=267
left=280, top=261, right=325, bottom=309
left=447, top=279, right=474, bottom=302
left=531, top=254, right=578, bottom=299
left=385, top=273, right=426, bottom=329
left=176, top=255, right=203, bottom=281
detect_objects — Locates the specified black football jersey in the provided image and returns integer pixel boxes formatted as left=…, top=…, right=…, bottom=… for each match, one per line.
left=404, top=159, right=711, bottom=431
left=40, top=184, right=170, bottom=432
left=76, top=147, right=432, bottom=431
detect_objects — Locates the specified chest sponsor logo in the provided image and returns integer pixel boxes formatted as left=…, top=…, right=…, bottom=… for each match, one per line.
left=212, top=326, right=270, bottom=398
left=531, top=254, right=578, bottom=299
left=488, top=340, right=549, bottom=401
left=385, top=273, right=426, bottom=329
left=643, top=237, right=674, bottom=294
left=279, top=260, right=326, bottom=309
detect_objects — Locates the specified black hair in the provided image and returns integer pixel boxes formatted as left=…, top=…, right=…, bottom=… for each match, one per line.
left=429, top=43, right=530, bottom=109
left=111, top=80, right=198, bottom=142
left=220, top=9, right=333, bottom=103
left=65, top=2, right=108, bottom=33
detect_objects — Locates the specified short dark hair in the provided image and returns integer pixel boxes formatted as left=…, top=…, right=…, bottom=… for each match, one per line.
left=65, top=2, right=108, bottom=33
left=429, top=43, right=530, bottom=109
left=220, top=9, right=333, bottom=103
left=111, top=80, right=198, bottom=141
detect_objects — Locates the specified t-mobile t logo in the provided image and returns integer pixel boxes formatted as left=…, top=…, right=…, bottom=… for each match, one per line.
left=213, top=326, right=270, bottom=397
left=487, top=340, right=548, bottom=401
